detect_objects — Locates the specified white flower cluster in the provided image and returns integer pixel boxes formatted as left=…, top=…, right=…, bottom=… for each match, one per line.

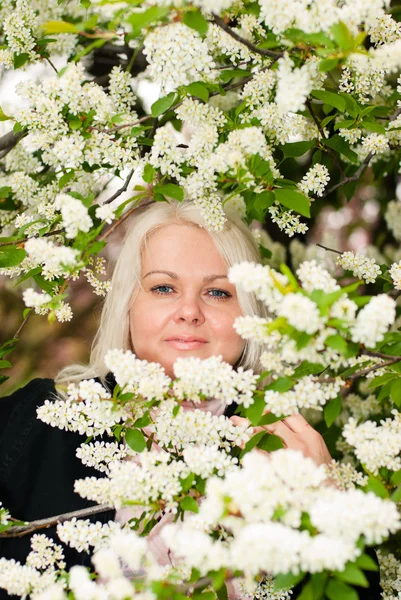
left=337, top=251, right=382, bottom=283
left=298, top=164, right=330, bottom=198
left=172, top=355, right=258, bottom=407
left=104, top=349, right=171, bottom=400
left=0, top=533, right=65, bottom=598
left=385, top=200, right=401, bottom=241
left=57, top=518, right=122, bottom=554
left=23, top=238, right=79, bottom=281
left=75, top=448, right=190, bottom=512
left=264, top=376, right=343, bottom=415
left=350, top=294, right=396, bottom=348
left=83, top=256, right=112, bottom=297
left=37, top=378, right=127, bottom=437
left=275, top=55, right=325, bottom=115
left=343, top=411, right=401, bottom=474
left=296, top=260, right=340, bottom=293
left=151, top=399, right=251, bottom=451
left=390, top=260, right=401, bottom=290
left=228, top=261, right=288, bottom=313
left=268, top=203, right=309, bottom=237
left=324, top=460, right=368, bottom=490
left=22, top=288, right=52, bottom=311
left=278, top=293, right=324, bottom=334
left=54, top=194, right=93, bottom=240
left=378, top=551, right=401, bottom=600
left=76, top=441, right=129, bottom=473
left=2, top=0, right=39, bottom=63
left=162, top=449, right=400, bottom=577
left=26, top=534, right=65, bottom=571
left=143, top=23, right=216, bottom=91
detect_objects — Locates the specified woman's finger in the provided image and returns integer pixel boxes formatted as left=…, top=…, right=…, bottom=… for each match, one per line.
left=281, top=413, right=312, bottom=434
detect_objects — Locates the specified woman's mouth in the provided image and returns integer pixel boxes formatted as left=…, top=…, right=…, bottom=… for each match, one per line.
left=165, top=336, right=207, bottom=350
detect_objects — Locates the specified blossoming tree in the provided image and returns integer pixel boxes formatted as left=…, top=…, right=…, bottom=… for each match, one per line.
left=2, top=0, right=401, bottom=598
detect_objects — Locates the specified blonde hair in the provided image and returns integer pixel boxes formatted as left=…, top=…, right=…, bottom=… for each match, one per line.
left=55, top=201, right=268, bottom=387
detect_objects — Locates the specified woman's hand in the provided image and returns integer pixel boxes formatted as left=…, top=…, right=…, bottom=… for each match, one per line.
left=231, top=413, right=332, bottom=467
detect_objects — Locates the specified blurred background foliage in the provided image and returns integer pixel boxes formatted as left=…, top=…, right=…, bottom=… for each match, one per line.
left=2, top=0, right=401, bottom=395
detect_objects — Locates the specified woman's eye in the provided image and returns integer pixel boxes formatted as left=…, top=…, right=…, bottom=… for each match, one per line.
left=207, top=289, right=232, bottom=300
left=151, top=285, right=174, bottom=295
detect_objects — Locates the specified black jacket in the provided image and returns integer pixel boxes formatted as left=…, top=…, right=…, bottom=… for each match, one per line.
left=0, top=378, right=381, bottom=599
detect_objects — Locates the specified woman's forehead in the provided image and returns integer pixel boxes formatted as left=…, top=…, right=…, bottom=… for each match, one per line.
left=141, top=224, right=227, bottom=274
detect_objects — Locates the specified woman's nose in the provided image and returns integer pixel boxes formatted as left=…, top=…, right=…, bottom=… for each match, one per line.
left=173, top=294, right=205, bottom=325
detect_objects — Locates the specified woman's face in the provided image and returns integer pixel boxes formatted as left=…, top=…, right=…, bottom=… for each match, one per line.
left=129, top=224, right=245, bottom=378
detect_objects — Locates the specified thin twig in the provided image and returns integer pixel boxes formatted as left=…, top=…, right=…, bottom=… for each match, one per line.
left=0, top=229, right=64, bottom=248
left=88, top=113, right=153, bottom=135
left=362, top=350, right=401, bottom=360
left=212, top=14, right=283, bottom=59
left=13, top=308, right=33, bottom=339
left=46, top=57, right=59, bottom=74
left=0, top=504, right=113, bottom=539
left=305, top=98, right=345, bottom=179
left=346, top=357, right=401, bottom=380
left=322, top=152, right=374, bottom=197
left=103, top=169, right=136, bottom=205
left=98, top=199, right=154, bottom=241
left=316, top=243, right=342, bottom=255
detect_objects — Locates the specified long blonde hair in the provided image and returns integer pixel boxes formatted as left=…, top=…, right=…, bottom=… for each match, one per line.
left=55, top=201, right=268, bottom=387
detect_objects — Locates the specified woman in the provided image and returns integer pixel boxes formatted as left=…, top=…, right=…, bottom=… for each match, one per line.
left=0, top=201, right=377, bottom=597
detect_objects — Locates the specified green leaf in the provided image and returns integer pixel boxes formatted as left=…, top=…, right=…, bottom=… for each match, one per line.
left=42, top=20, right=79, bottom=33
left=0, top=247, right=26, bottom=268
left=258, top=432, right=285, bottom=451
left=281, top=140, right=315, bottom=158
left=355, top=553, right=379, bottom=571
left=319, top=57, right=340, bottom=72
left=179, top=496, right=199, bottom=513
left=129, top=6, right=170, bottom=36
left=265, top=376, right=294, bottom=393
left=151, top=92, right=176, bottom=118
left=274, top=188, right=310, bottom=218
left=363, top=476, right=389, bottom=499
left=391, top=486, right=401, bottom=502
left=293, top=361, right=324, bottom=377
left=324, top=394, right=342, bottom=427
left=253, top=190, right=275, bottom=218
left=333, top=119, right=356, bottom=131
left=153, top=183, right=184, bottom=201
left=390, top=469, right=401, bottom=486
left=183, top=10, right=209, bottom=37
left=180, top=473, right=195, bottom=492
left=361, top=120, right=386, bottom=134
left=338, top=93, right=359, bottom=118
left=274, top=572, right=305, bottom=590
left=334, top=563, right=368, bottom=587
left=326, top=579, right=358, bottom=600
left=240, top=430, right=265, bottom=457
left=185, top=82, right=209, bottom=102
left=368, top=372, right=398, bottom=389
left=125, top=428, right=146, bottom=452
left=311, top=90, right=346, bottom=112
left=246, top=396, right=266, bottom=426
left=324, top=135, right=358, bottom=163
left=0, top=107, right=11, bottom=121
left=14, top=53, right=30, bottom=69
left=325, top=334, right=348, bottom=354
left=390, top=379, right=401, bottom=408
left=330, top=21, right=354, bottom=51
left=216, top=583, right=228, bottom=600
left=220, top=69, right=251, bottom=83
left=0, top=360, right=11, bottom=369
left=143, top=164, right=155, bottom=184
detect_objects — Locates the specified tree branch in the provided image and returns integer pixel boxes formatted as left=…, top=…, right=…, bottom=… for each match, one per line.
left=322, top=152, right=374, bottom=197
left=212, top=14, right=283, bottom=59
left=0, top=131, right=26, bottom=159
left=103, top=169, right=136, bottom=205
left=305, top=99, right=345, bottom=179
left=98, top=198, right=154, bottom=241
left=0, top=504, right=113, bottom=539
left=315, top=243, right=342, bottom=255
left=0, top=229, right=64, bottom=248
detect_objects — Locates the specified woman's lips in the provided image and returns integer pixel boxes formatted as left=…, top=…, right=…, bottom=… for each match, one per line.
left=165, top=337, right=207, bottom=350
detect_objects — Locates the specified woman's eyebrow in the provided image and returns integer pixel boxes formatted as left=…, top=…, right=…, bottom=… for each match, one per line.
left=143, top=270, right=228, bottom=282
